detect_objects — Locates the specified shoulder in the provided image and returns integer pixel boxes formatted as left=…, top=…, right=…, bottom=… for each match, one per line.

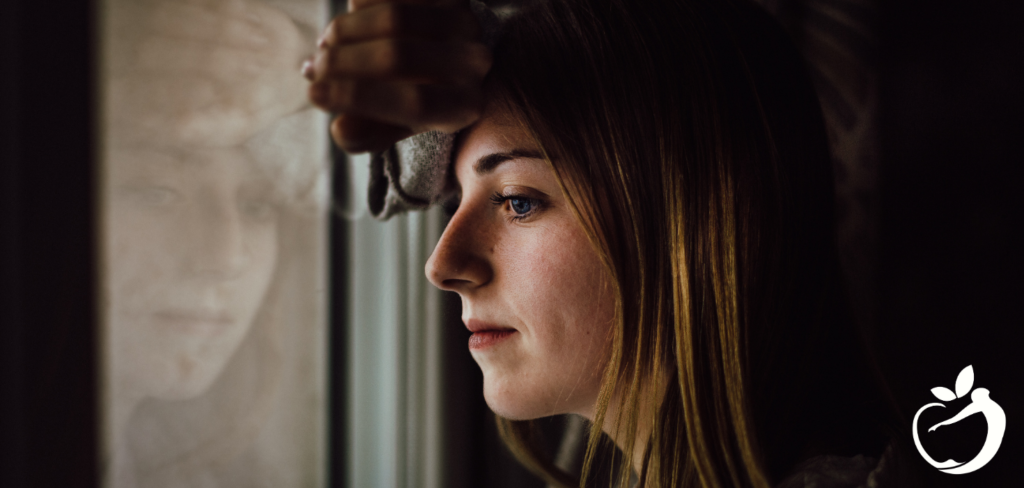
left=776, top=443, right=895, bottom=488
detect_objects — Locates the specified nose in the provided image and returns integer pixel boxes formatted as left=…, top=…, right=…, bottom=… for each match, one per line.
left=184, top=197, right=250, bottom=279
left=425, top=204, right=493, bottom=292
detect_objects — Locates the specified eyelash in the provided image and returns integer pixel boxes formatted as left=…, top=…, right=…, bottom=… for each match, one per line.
left=489, top=192, right=543, bottom=223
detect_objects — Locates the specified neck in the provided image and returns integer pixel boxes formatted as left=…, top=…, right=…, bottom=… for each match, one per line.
left=580, top=371, right=672, bottom=477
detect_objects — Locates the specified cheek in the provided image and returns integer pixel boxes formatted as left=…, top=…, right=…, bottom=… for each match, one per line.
left=106, top=206, right=179, bottom=309
left=506, top=224, right=612, bottom=336
left=497, top=221, right=616, bottom=411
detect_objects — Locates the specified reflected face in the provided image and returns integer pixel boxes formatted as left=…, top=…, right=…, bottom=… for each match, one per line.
left=425, top=108, right=616, bottom=420
left=105, top=146, right=279, bottom=401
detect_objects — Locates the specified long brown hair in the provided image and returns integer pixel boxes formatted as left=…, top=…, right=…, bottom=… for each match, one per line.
left=486, top=0, right=893, bottom=486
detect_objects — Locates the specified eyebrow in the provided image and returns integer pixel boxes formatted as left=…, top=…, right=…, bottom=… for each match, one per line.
left=473, top=149, right=545, bottom=175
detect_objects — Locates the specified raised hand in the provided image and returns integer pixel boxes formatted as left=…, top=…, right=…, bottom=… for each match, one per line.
left=304, top=0, right=492, bottom=153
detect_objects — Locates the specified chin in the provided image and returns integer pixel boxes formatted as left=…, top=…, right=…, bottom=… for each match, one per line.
left=145, top=354, right=231, bottom=401
left=484, top=394, right=538, bottom=421
left=481, top=373, right=561, bottom=421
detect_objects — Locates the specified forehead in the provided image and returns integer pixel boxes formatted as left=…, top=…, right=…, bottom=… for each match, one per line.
left=452, top=106, right=542, bottom=181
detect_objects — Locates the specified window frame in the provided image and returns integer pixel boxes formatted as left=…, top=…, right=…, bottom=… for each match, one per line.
left=1, top=0, right=100, bottom=486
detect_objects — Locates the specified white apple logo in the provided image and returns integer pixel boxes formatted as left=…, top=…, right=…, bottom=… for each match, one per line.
left=913, top=365, right=1006, bottom=474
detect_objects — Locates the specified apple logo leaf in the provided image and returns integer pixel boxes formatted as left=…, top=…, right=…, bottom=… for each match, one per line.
left=931, top=387, right=956, bottom=402
left=955, top=365, right=974, bottom=399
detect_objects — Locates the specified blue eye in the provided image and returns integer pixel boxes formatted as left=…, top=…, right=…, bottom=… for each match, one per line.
left=489, top=192, right=544, bottom=222
left=509, top=198, right=532, bottom=215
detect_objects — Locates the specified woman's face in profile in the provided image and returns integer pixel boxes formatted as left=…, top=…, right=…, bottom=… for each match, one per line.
left=426, top=106, right=616, bottom=421
left=105, top=146, right=279, bottom=402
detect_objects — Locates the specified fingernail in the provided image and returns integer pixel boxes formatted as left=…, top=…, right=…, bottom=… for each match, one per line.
left=301, top=59, right=315, bottom=80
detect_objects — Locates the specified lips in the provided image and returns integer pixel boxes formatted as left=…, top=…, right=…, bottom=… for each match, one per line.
left=464, top=318, right=517, bottom=350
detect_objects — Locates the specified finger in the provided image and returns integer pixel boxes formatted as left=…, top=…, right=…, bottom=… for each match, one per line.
left=330, top=114, right=413, bottom=153
left=313, top=39, right=491, bottom=83
left=350, top=0, right=464, bottom=13
left=309, top=79, right=482, bottom=133
left=319, top=3, right=479, bottom=47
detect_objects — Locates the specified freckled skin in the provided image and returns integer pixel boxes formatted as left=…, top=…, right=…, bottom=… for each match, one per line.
left=425, top=107, right=616, bottom=420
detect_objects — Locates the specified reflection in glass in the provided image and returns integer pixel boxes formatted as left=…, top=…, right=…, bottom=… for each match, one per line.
left=100, top=0, right=328, bottom=486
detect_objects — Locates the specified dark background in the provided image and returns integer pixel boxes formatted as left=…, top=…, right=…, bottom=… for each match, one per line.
left=3, top=0, right=1022, bottom=486
left=873, top=0, right=1024, bottom=485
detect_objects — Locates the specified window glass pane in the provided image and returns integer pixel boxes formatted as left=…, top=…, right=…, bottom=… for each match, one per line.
left=98, top=0, right=329, bottom=486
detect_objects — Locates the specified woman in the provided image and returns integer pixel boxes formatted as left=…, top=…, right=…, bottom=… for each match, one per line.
left=308, top=0, right=908, bottom=486
left=103, top=0, right=327, bottom=485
